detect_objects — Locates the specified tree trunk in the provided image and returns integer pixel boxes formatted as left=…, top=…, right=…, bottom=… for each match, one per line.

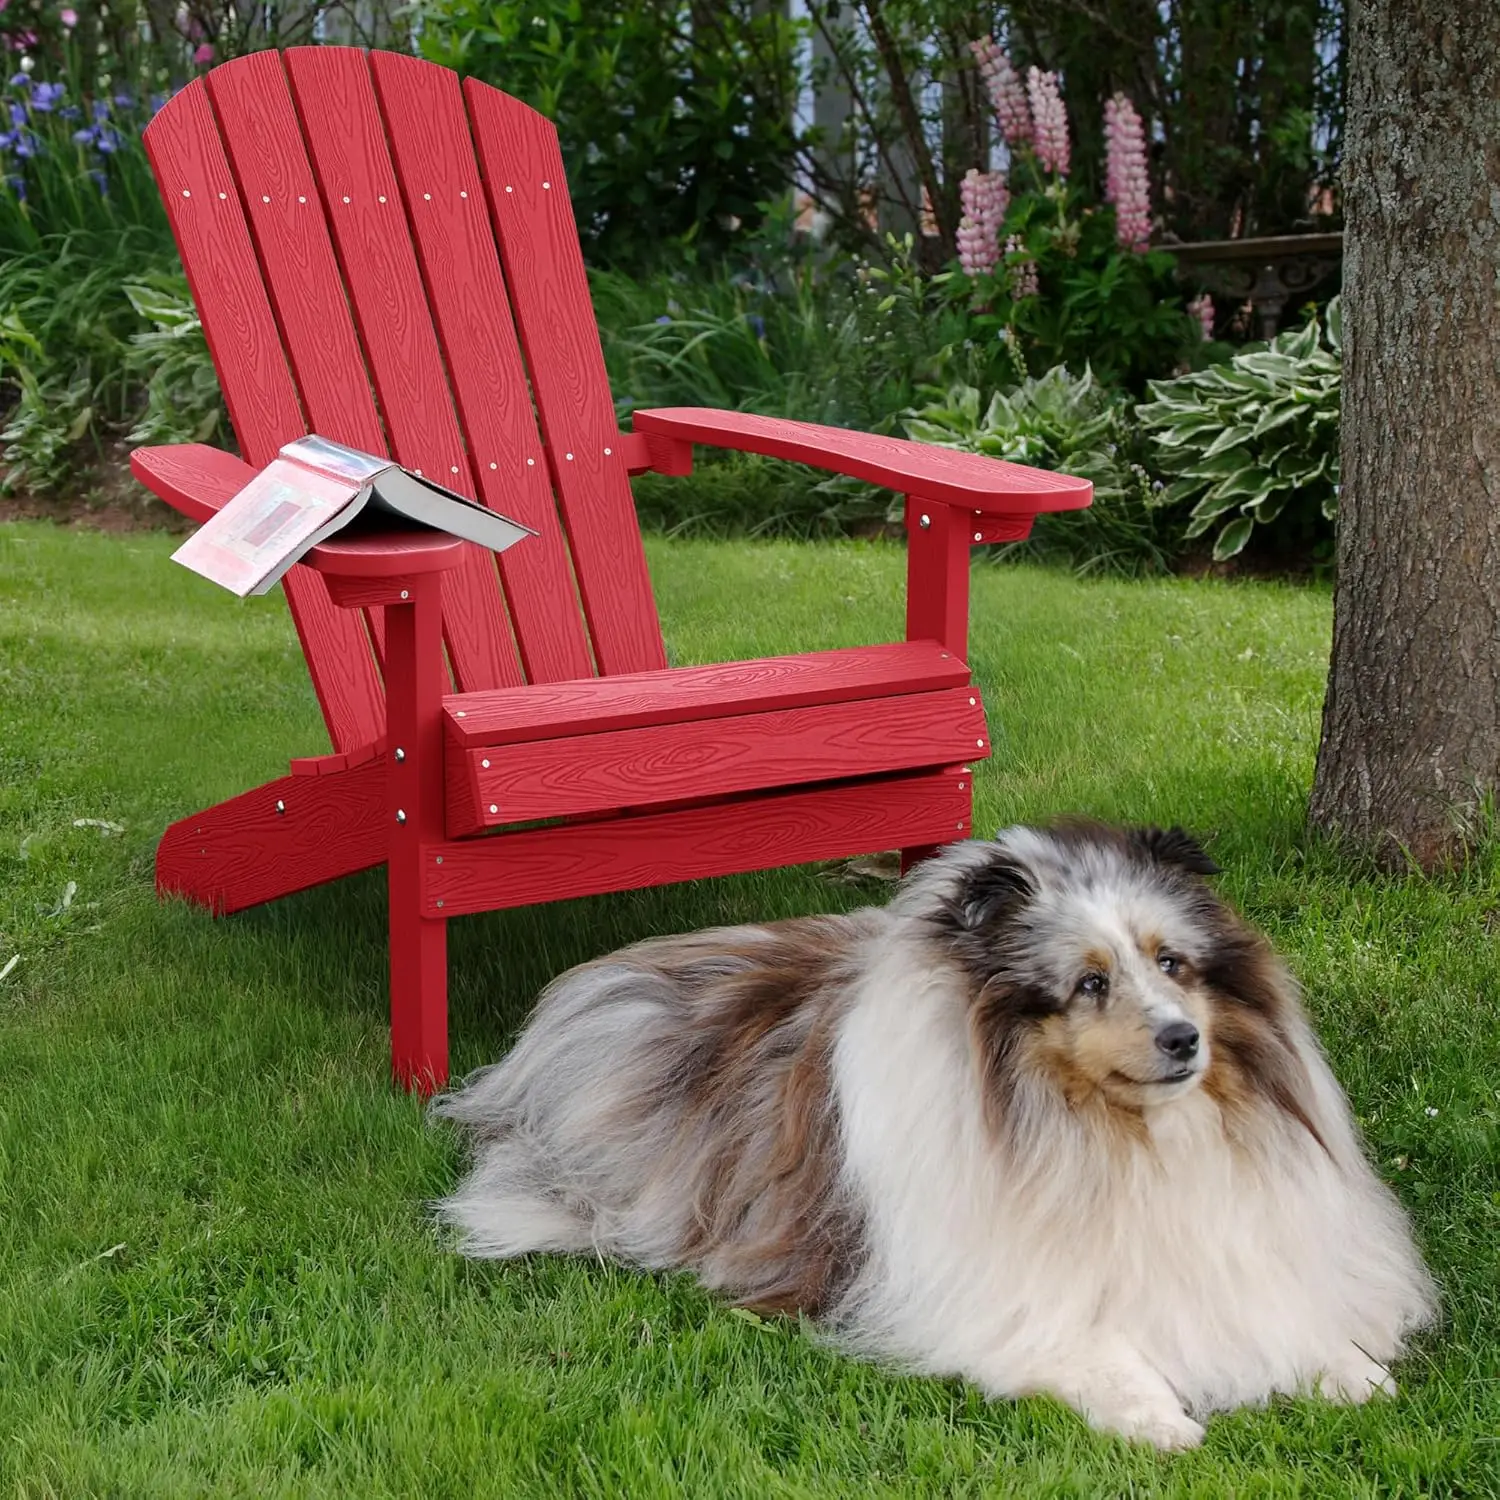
left=1308, top=0, right=1500, bottom=866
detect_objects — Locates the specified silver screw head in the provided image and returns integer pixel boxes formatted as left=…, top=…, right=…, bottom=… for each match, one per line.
left=394, top=747, right=406, bottom=762
left=919, top=514, right=931, bottom=529
left=396, top=809, right=407, bottom=824
left=275, top=799, right=285, bottom=814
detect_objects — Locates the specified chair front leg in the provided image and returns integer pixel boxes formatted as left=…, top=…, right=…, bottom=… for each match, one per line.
left=382, top=576, right=450, bottom=1092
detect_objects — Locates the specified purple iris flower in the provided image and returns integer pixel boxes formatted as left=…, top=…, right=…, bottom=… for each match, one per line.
left=0, top=128, right=14, bottom=150
left=8, top=73, right=30, bottom=89
left=95, top=126, right=120, bottom=153
left=13, top=131, right=37, bottom=158
left=59, top=105, right=80, bottom=120
left=112, top=92, right=135, bottom=108
left=8, top=101, right=25, bottom=127
left=655, top=314, right=672, bottom=324
left=747, top=313, right=766, bottom=338
left=91, top=98, right=109, bottom=122
left=89, top=168, right=108, bottom=192
left=149, top=92, right=168, bottom=113
left=6, top=175, right=26, bottom=201
left=73, top=125, right=95, bottom=144
left=31, top=81, right=65, bottom=112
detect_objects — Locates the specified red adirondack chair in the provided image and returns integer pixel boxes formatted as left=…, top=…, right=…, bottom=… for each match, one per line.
left=131, top=48, right=1091, bottom=1091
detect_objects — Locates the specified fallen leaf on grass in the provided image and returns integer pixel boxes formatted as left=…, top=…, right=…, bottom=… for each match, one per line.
left=823, top=851, right=902, bottom=885
left=0, top=954, right=18, bottom=983
left=72, top=819, right=124, bottom=836
left=43, top=881, right=78, bottom=917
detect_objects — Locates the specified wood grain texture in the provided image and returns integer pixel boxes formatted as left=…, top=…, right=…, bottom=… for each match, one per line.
left=449, top=687, right=988, bottom=830
left=370, top=52, right=594, bottom=687
left=156, top=759, right=388, bottom=915
left=905, top=499, right=973, bottom=659
left=425, top=766, right=974, bottom=916
left=464, top=77, right=666, bottom=676
left=632, top=408, right=1095, bottom=514
left=131, top=443, right=256, bottom=522
left=281, top=46, right=522, bottom=695
left=444, top=640, right=970, bottom=749
left=143, top=77, right=385, bottom=753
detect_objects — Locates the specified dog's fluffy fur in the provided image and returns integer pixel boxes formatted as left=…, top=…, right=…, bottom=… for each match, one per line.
left=434, top=822, right=1436, bottom=1448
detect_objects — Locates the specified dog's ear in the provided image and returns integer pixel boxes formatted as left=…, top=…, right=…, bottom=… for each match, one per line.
left=1129, top=825, right=1221, bottom=877
left=944, top=854, right=1035, bottom=933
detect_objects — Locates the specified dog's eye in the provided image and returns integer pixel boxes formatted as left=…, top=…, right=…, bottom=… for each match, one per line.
left=1158, top=953, right=1181, bottom=976
left=1078, top=972, right=1108, bottom=998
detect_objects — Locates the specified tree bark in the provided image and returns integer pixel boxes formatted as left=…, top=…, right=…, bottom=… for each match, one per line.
left=1308, top=0, right=1500, bottom=866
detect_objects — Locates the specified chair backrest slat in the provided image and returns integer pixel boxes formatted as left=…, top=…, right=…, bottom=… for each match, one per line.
left=146, top=50, right=671, bottom=720
left=143, top=78, right=385, bottom=753
left=369, top=52, right=594, bottom=685
left=464, top=80, right=667, bottom=676
left=281, top=47, right=524, bottom=695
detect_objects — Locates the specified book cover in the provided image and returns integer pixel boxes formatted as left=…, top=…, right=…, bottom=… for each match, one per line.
left=172, top=437, right=535, bottom=597
left=170, top=457, right=361, bottom=596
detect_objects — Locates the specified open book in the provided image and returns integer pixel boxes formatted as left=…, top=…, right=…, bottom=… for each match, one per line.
left=171, top=436, right=535, bottom=597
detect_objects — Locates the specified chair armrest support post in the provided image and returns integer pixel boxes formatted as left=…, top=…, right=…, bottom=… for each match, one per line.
left=904, top=499, right=973, bottom=661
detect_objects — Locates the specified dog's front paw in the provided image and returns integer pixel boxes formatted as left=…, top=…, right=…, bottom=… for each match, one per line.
left=1088, top=1399, right=1205, bottom=1452
left=1313, top=1348, right=1396, bottom=1404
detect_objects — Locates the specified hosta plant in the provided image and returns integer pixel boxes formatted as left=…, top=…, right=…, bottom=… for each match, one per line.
left=903, top=364, right=1171, bottom=576
left=1136, top=299, right=1341, bottom=561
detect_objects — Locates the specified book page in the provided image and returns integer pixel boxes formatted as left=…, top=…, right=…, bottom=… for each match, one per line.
left=171, top=459, right=361, bottom=596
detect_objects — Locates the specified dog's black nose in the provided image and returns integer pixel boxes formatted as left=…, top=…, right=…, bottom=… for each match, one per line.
left=1154, top=1021, right=1200, bottom=1061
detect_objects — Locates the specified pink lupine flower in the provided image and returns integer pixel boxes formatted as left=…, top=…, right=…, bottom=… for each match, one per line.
left=969, top=37, right=1031, bottom=147
left=192, top=42, right=214, bottom=64
left=59, top=6, right=77, bottom=26
left=1188, top=292, right=1215, bottom=341
left=1007, top=237, right=1038, bottom=300
left=1103, top=92, right=1151, bottom=251
left=957, top=167, right=1008, bottom=276
left=1026, top=67, right=1069, bottom=177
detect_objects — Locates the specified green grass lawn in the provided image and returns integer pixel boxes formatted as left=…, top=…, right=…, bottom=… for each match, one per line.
left=2, top=521, right=1497, bottom=1498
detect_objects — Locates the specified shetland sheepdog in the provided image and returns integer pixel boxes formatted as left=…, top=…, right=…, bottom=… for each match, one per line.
left=434, top=821, right=1436, bottom=1449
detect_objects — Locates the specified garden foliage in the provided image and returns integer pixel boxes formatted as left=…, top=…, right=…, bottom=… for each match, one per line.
left=413, top=0, right=799, bottom=270
left=1137, top=300, right=1342, bottom=562
left=904, top=368, right=1170, bottom=576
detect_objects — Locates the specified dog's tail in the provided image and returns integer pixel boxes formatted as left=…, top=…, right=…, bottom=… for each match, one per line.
left=429, top=956, right=708, bottom=1262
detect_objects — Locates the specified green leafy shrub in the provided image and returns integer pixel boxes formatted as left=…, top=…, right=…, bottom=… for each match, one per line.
left=122, top=275, right=226, bottom=448
left=1136, top=299, right=1340, bottom=561
left=415, top=0, right=798, bottom=271
left=598, top=234, right=988, bottom=436
left=0, top=241, right=222, bottom=495
left=903, top=366, right=1172, bottom=576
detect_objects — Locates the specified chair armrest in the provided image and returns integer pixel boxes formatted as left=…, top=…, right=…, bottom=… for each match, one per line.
left=133, top=441, right=466, bottom=608
left=630, top=407, right=1093, bottom=517
left=131, top=442, right=257, bottom=525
